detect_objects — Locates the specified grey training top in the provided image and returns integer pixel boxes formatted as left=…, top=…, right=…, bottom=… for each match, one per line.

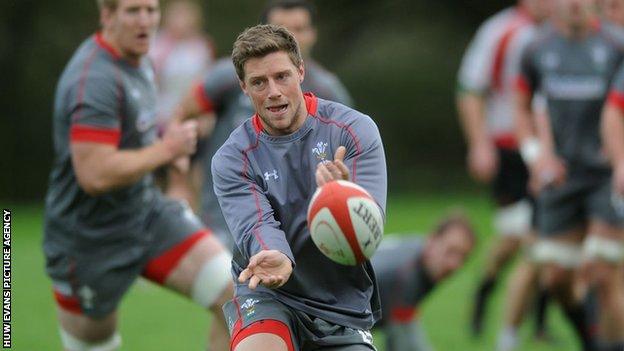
left=44, top=33, right=161, bottom=252
left=195, top=58, right=353, bottom=248
left=372, top=236, right=435, bottom=326
left=518, top=22, right=624, bottom=173
left=212, top=93, right=386, bottom=330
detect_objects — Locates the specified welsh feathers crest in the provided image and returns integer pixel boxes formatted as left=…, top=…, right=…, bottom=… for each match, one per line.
left=312, top=141, right=329, bottom=160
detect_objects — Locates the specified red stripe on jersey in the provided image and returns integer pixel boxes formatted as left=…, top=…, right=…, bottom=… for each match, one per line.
left=303, top=92, right=318, bottom=116
left=491, top=12, right=529, bottom=91
left=241, top=136, right=269, bottom=251
left=607, top=91, right=624, bottom=113
left=390, top=306, right=418, bottom=323
left=494, top=132, right=518, bottom=150
left=515, top=75, right=532, bottom=95
left=193, top=82, right=215, bottom=113
left=95, top=32, right=121, bottom=59
left=53, top=289, right=83, bottom=314
left=231, top=319, right=295, bottom=351
left=142, top=230, right=210, bottom=284
left=252, top=115, right=264, bottom=134
left=70, top=125, right=121, bottom=145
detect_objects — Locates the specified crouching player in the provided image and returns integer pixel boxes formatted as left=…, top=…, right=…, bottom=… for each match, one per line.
left=372, top=214, right=476, bottom=351
left=43, top=1, right=233, bottom=350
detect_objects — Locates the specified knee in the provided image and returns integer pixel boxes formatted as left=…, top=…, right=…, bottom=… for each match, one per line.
left=541, top=264, right=571, bottom=293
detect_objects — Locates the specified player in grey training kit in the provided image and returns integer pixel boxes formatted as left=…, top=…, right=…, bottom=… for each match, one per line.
left=43, top=1, right=232, bottom=350
left=515, top=0, right=624, bottom=349
left=372, top=214, right=475, bottom=351
left=176, top=0, right=353, bottom=250
left=211, top=24, right=386, bottom=351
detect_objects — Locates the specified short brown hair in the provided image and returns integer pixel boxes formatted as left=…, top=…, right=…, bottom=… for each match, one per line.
left=97, top=0, right=118, bottom=10
left=432, top=211, right=477, bottom=243
left=231, top=24, right=303, bottom=81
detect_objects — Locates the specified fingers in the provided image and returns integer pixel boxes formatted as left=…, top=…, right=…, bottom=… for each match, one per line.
left=334, top=146, right=347, bottom=162
left=316, top=162, right=334, bottom=186
left=238, top=268, right=252, bottom=283
left=248, top=275, right=261, bottom=290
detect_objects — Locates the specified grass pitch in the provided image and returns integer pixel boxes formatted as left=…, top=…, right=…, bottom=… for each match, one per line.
left=12, top=192, right=579, bottom=350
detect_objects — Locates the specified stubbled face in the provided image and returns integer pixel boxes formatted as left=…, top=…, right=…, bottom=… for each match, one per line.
left=555, top=0, right=596, bottom=29
left=101, top=0, right=160, bottom=60
left=240, top=51, right=306, bottom=136
left=267, top=8, right=317, bottom=57
left=424, top=226, right=474, bottom=281
left=602, top=0, right=624, bottom=25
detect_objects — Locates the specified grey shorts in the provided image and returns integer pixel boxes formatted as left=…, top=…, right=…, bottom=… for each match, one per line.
left=537, top=173, right=624, bottom=236
left=46, top=198, right=207, bottom=318
left=223, top=292, right=377, bottom=351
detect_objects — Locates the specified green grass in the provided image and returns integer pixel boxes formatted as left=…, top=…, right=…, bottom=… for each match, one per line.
left=11, top=193, right=579, bottom=350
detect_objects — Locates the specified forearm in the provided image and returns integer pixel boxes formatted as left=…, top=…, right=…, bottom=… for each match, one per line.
left=456, top=92, right=488, bottom=147
left=72, top=141, right=175, bottom=195
left=602, top=105, right=624, bottom=166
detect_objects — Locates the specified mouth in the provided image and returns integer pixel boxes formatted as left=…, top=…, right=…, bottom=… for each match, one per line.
left=137, top=32, right=150, bottom=41
left=266, top=103, right=288, bottom=114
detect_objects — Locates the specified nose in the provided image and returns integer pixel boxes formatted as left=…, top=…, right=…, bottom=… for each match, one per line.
left=267, top=79, right=282, bottom=99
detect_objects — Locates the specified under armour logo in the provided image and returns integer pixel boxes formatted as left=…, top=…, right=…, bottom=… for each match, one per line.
left=264, top=170, right=279, bottom=181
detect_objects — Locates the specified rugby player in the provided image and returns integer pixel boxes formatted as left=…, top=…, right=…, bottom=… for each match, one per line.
left=212, top=24, right=387, bottom=351
left=43, top=1, right=232, bottom=350
left=372, top=214, right=476, bottom=351
left=515, top=0, right=624, bottom=349
left=456, top=0, right=553, bottom=342
left=175, top=0, right=353, bottom=250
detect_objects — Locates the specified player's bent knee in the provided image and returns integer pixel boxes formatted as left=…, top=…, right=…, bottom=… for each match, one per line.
left=582, top=235, right=624, bottom=264
left=191, top=250, right=233, bottom=308
left=59, top=328, right=121, bottom=351
left=494, top=200, right=532, bottom=237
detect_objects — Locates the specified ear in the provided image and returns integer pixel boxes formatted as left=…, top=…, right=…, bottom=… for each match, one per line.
left=239, top=79, right=248, bottom=96
left=298, top=62, right=305, bottom=84
left=100, top=7, right=114, bottom=28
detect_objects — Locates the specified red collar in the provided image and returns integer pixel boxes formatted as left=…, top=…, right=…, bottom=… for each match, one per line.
left=95, top=32, right=121, bottom=59
left=252, top=92, right=318, bottom=134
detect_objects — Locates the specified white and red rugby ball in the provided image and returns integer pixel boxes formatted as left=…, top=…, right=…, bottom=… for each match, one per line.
left=307, top=180, right=384, bottom=265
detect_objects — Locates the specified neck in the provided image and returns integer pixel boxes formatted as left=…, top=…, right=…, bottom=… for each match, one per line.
left=554, top=18, right=592, bottom=40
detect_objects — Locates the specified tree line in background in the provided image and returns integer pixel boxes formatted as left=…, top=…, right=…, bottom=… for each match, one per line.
left=1, top=0, right=514, bottom=200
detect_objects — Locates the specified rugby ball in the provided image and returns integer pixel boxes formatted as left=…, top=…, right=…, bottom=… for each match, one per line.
left=307, top=180, right=384, bottom=265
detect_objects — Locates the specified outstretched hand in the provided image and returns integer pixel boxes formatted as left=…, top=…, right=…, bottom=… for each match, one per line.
left=316, top=146, right=350, bottom=186
left=238, top=250, right=293, bottom=290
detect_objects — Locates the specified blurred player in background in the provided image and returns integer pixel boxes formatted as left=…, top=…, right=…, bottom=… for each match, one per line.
left=596, top=58, right=624, bottom=351
left=212, top=24, right=386, bottom=351
left=43, top=1, right=232, bottom=350
left=174, top=0, right=353, bottom=250
left=149, top=0, right=216, bottom=211
left=515, top=0, right=624, bottom=349
left=372, top=213, right=476, bottom=351
left=601, top=0, right=624, bottom=25
left=456, top=0, right=553, bottom=343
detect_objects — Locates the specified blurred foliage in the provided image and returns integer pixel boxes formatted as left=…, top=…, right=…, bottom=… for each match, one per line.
left=2, top=0, right=514, bottom=200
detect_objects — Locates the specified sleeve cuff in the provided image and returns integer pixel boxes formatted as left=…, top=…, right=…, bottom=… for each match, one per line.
left=515, top=75, right=532, bottom=95
left=193, top=82, right=215, bottom=113
left=607, top=91, right=624, bottom=113
left=70, top=124, right=120, bottom=145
